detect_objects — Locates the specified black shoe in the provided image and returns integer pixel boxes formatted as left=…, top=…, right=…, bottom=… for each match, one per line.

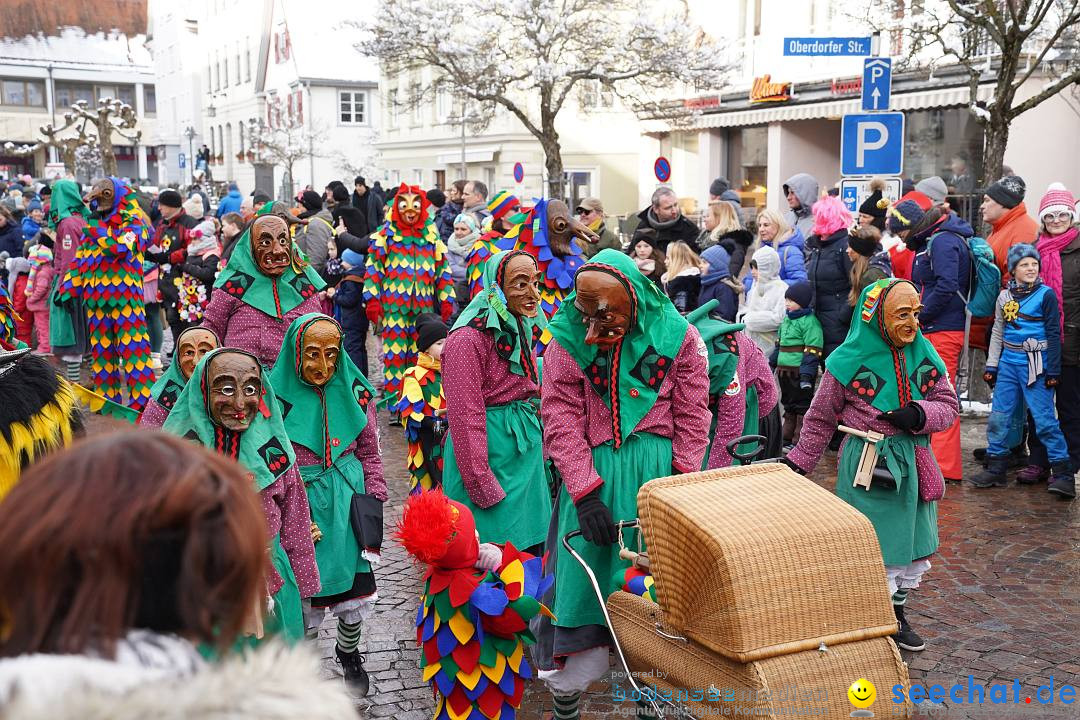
left=891, top=604, right=925, bottom=652
left=970, top=456, right=1008, bottom=488
left=1048, top=462, right=1076, bottom=499
left=336, top=647, right=370, bottom=697
left=973, top=447, right=987, bottom=462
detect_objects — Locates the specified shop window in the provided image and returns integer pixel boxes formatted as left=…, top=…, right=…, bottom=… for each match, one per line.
left=339, top=90, right=367, bottom=125
left=903, top=106, right=984, bottom=225
left=724, top=125, right=768, bottom=216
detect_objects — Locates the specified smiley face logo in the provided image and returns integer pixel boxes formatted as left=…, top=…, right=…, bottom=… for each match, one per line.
left=847, top=678, right=876, bottom=716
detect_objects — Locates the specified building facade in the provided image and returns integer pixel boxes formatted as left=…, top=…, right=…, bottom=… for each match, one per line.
left=148, top=0, right=380, bottom=200
left=376, top=72, right=643, bottom=217
left=647, top=0, right=1080, bottom=223
left=0, top=22, right=158, bottom=182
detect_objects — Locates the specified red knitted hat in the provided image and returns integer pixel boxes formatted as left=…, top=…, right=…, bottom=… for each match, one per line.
left=1038, top=183, right=1077, bottom=222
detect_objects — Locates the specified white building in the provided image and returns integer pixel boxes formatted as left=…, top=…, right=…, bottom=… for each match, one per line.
left=377, top=74, right=643, bottom=217
left=647, top=0, right=1080, bottom=223
left=146, top=2, right=204, bottom=186
left=148, top=0, right=380, bottom=199
left=0, top=11, right=158, bottom=181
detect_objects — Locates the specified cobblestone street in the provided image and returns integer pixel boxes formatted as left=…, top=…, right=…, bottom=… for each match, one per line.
left=85, top=406, right=1078, bottom=719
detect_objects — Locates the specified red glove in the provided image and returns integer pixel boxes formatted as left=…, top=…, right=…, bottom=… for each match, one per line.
left=440, top=301, right=453, bottom=323
left=169, top=249, right=187, bottom=264
left=366, top=300, right=383, bottom=325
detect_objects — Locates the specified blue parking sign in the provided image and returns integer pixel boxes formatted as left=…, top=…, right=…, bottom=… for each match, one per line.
left=841, top=112, right=905, bottom=176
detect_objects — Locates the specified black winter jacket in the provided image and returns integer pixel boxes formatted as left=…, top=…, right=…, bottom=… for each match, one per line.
left=717, top=229, right=755, bottom=279
left=635, top=207, right=701, bottom=254
left=1060, top=237, right=1080, bottom=366
left=806, top=228, right=854, bottom=357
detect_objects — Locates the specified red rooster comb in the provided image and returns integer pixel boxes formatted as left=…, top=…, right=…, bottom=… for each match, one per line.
left=396, top=490, right=456, bottom=565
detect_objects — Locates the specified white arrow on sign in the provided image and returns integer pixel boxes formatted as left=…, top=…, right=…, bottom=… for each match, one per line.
left=871, top=87, right=881, bottom=110
left=856, top=121, right=889, bottom=166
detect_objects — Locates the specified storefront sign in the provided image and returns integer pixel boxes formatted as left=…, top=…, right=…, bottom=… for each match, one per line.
left=684, top=96, right=720, bottom=110
left=831, top=77, right=862, bottom=96
left=750, top=75, right=793, bottom=104
left=784, top=37, right=872, bottom=56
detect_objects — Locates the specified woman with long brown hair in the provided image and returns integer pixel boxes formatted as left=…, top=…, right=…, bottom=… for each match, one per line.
left=0, top=430, right=353, bottom=718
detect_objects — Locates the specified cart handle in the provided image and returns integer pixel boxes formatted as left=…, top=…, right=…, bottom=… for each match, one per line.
left=725, top=434, right=767, bottom=465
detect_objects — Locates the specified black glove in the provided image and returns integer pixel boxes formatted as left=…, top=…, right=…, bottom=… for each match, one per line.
left=1046, top=376, right=1060, bottom=388
left=779, top=457, right=806, bottom=476
left=983, top=370, right=997, bottom=389
left=575, top=487, right=617, bottom=546
left=419, top=416, right=449, bottom=439
left=876, top=403, right=926, bottom=433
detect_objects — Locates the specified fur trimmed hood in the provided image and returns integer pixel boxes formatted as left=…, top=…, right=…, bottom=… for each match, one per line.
left=0, top=636, right=357, bottom=719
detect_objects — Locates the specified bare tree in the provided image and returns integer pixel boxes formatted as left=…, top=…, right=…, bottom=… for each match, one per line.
left=866, top=0, right=1080, bottom=184
left=2, top=98, right=138, bottom=178
left=246, top=119, right=326, bottom=199
left=355, top=0, right=730, bottom=198
left=331, top=127, right=381, bottom=181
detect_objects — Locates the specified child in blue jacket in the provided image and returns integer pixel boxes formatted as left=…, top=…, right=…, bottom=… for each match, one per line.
left=972, top=244, right=1074, bottom=498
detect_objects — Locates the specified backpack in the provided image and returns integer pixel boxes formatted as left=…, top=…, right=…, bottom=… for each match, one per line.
left=925, top=234, right=1001, bottom=318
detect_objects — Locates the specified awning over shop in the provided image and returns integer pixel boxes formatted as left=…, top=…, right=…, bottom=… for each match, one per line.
left=643, top=84, right=995, bottom=132
left=435, top=146, right=500, bottom=164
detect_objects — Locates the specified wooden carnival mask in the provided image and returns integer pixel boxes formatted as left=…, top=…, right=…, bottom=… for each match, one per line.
left=546, top=199, right=599, bottom=257
left=574, top=269, right=632, bottom=349
left=392, top=183, right=428, bottom=233
left=300, top=319, right=341, bottom=387
left=207, top=351, right=262, bottom=432
left=86, top=178, right=115, bottom=220
left=500, top=252, right=542, bottom=319
left=177, top=328, right=219, bottom=381
left=881, top=282, right=922, bottom=348
left=250, top=215, right=292, bottom=278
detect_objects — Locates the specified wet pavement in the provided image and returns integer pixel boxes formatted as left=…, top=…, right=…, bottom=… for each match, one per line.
left=85, top=398, right=1078, bottom=719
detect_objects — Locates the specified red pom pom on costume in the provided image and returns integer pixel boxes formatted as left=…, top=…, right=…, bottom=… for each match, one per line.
left=396, top=490, right=456, bottom=565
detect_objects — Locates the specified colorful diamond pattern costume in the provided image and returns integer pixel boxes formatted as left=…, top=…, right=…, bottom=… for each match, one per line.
left=56, top=178, right=153, bottom=410
left=465, top=230, right=504, bottom=300
left=364, top=184, right=454, bottom=402
left=392, top=352, right=446, bottom=494
left=397, top=491, right=553, bottom=720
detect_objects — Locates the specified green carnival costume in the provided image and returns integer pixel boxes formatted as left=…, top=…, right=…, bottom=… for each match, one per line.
left=442, top=250, right=551, bottom=550
left=162, top=348, right=317, bottom=643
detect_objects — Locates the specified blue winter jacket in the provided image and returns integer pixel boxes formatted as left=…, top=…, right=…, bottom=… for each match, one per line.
left=333, top=273, right=369, bottom=355
left=699, top=245, right=739, bottom=322
left=0, top=219, right=22, bottom=257
left=215, top=189, right=244, bottom=218
left=743, top=227, right=809, bottom=294
left=911, top=213, right=973, bottom=334
left=20, top=216, right=41, bottom=244
left=435, top=201, right=462, bottom=242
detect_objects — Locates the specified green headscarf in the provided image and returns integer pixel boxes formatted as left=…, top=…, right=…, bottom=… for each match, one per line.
left=161, top=348, right=295, bottom=492
left=452, top=249, right=547, bottom=382
left=825, top=278, right=948, bottom=412
left=266, top=313, right=375, bottom=467
left=147, top=326, right=220, bottom=411
left=548, top=248, right=689, bottom=448
left=214, top=204, right=326, bottom=319
left=47, top=179, right=90, bottom=231
left=685, top=300, right=744, bottom=397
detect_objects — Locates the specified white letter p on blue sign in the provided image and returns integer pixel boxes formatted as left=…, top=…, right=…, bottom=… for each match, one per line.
left=841, top=112, right=905, bottom=176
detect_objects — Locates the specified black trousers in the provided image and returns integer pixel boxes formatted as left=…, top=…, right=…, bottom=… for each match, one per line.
left=1027, top=364, right=1080, bottom=471
left=778, top=372, right=813, bottom=416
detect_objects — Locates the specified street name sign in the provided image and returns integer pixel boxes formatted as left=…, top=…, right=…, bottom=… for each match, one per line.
left=783, top=37, right=872, bottom=56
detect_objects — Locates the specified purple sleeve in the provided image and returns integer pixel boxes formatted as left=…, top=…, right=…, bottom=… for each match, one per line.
left=355, top=404, right=387, bottom=502
left=738, top=332, right=779, bottom=417
left=138, top=398, right=169, bottom=428
left=785, top=372, right=846, bottom=473
left=199, top=292, right=234, bottom=344
left=277, top=465, right=320, bottom=598
left=706, top=386, right=747, bottom=469
left=670, top=328, right=712, bottom=473
left=541, top=341, right=602, bottom=502
left=442, top=328, right=505, bottom=508
left=913, top=371, right=960, bottom=434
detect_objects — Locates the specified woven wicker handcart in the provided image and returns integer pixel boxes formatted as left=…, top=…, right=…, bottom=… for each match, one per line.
left=562, top=460, right=916, bottom=719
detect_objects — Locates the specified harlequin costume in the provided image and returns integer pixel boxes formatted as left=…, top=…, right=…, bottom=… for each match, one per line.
left=268, top=313, right=385, bottom=694
left=201, top=204, right=326, bottom=369
left=138, top=326, right=220, bottom=428
left=162, top=348, right=320, bottom=643
left=392, top=314, right=449, bottom=494
left=396, top=490, right=554, bottom=720
left=786, top=279, right=959, bottom=651
left=442, top=251, right=551, bottom=552
left=496, top=199, right=586, bottom=349
left=363, top=183, right=455, bottom=404
left=685, top=300, right=779, bottom=469
left=535, top=249, right=710, bottom=703
left=55, top=178, right=154, bottom=410
left=465, top=191, right=520, bottom=299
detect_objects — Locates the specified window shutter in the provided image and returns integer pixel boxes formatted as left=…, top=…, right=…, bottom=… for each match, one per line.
left=296, top=91, right=303, bottom=125
left=274, top=33, right=280, bottom=63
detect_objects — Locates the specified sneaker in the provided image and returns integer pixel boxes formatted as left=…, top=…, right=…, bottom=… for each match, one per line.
left=335, top=646, right=370, bottom=697
left=892, top=605, right=925, bottom=652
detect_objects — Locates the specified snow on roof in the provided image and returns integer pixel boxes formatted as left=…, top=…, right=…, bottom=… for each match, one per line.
left=0, top=27, right=152, bottom=71
left=278, top=0, right=377, bottom=84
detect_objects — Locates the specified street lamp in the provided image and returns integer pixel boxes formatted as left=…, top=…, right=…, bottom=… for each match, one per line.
left=446, top=108, right=482, bottom=180
left=184, top=125, right=196, bottom=185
